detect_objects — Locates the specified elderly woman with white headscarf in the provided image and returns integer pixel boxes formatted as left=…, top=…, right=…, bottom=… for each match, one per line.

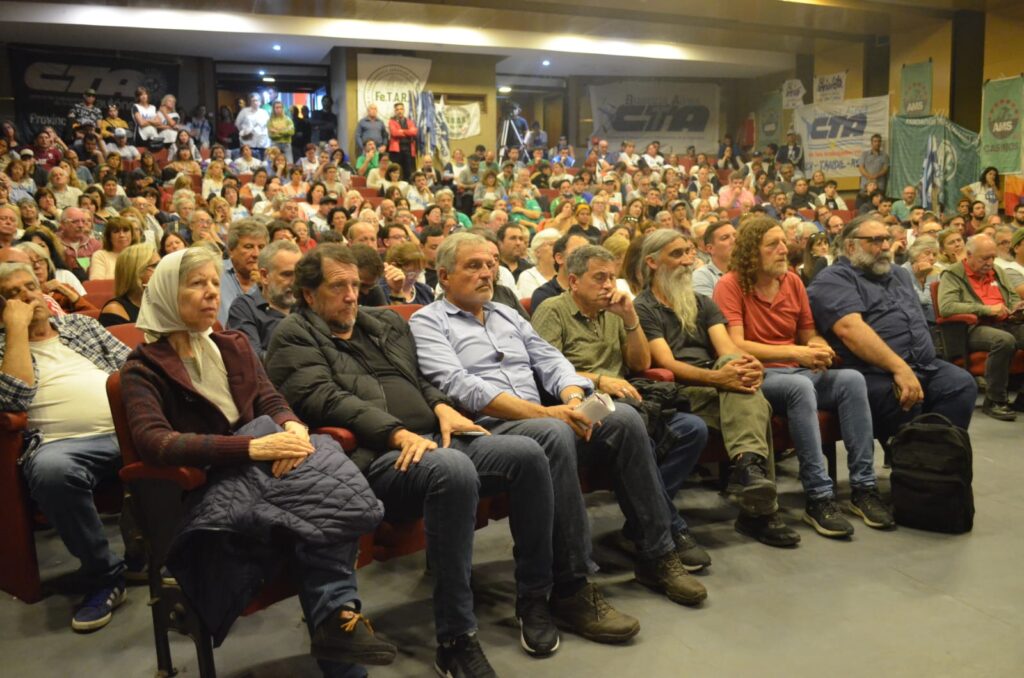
left=119, top=247, right=393, bottom=675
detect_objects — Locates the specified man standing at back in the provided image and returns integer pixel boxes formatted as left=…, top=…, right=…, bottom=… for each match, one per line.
left=388, top=102, right=418, bottom=183
left=355, top=104, right=388, bottom=156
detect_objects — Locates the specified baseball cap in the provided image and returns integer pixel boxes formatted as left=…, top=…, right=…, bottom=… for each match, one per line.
left=84, top=88, right=97, bottom=96
left=113, top=128, right=127, bottom=137
left=19, top=148, right=34, bottom=158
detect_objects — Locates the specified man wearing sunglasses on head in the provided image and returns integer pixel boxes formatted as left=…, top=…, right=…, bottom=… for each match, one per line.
left=807, top=215, right=977, bottom=443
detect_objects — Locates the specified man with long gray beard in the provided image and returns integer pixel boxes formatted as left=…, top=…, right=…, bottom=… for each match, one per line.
left=808, top=215, right=977, bottom=441
left=227, top=240, right=302, bottom=358
left=633, top=229, right=800, bottom=548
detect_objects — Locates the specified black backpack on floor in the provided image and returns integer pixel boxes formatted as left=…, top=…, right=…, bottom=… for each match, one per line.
left=888, top=413, right=974, bottom=534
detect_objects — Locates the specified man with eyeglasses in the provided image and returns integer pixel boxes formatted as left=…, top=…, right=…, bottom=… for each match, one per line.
left=56, top=207, right=101, bottom=277
left=808, top=215, right=977, bottom=442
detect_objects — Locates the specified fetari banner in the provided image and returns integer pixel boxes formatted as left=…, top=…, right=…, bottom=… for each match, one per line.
left=900, top=61, right=933, bottom=117
left=783, top=79, right=806, bottom=110
left=814, top=72, right=846, bottom=103
left=793, top=96, right=890, bottom=178
left=589, top=80, right=720, bottom=154
left=356, top=54, right=431, bottom=122
left=756, top=91, right=783, bottom=148
left=890, top=115, right=979, bottom=212
left=980, top=76, right=1024, bottom=175
left=440, top=102, right=481, bottom=140
left=8, top=45, right=179, bottom=142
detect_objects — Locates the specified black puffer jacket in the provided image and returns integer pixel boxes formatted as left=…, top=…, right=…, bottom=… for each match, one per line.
left=265, top=306, right=451, bottom=471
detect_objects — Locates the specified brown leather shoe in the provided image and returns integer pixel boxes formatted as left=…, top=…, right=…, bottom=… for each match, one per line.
left=635, top=552, right=708, bottom=606
left=550, top=582, right=640, bottom=644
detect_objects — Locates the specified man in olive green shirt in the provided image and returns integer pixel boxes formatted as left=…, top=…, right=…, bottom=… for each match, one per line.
left=531, top=245, right=713, bottom=571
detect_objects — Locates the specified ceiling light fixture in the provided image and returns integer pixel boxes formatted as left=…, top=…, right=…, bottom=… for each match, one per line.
left=542, top=59, right=551, bottom=67
left=262, top=77, right=276, bottom=83
left=258, top=69, right=266, bottom=76
left=498, top=86, right=512, bottom=94
left=272, top=44, right=282, bottom=51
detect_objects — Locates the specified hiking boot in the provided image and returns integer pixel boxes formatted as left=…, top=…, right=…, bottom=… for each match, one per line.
left=803, top=496, right=855, bottom=538
left=635, top=552, right=707, bottom=606
left=71, top=582, right=126, bottom=632
left=673, top=531, right=712, bottom=572
left=515, top=594, right=559, bottom=657
left=735, top=511, right=801, bottom=548
left=434, top=633, right=496, bottom=677
left=982, top=398, right=1017, bottom=422
left=310, top=608, right=397, bottom=666
left=549, top=582, right=640, bottom=644
left=849, top=487, right=895, bottom=529
left=725, top=452, right=777, bottom=515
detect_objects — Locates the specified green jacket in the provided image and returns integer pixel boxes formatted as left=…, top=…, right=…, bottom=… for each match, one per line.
left=937, top=261, right=1020, bottom=317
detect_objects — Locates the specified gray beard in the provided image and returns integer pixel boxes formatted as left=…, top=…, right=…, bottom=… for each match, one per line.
left=656, top=265, right=699, bottom=338
left=267, top=286, right=295, bottom=311
left=851, top=247, right=892, bottom=276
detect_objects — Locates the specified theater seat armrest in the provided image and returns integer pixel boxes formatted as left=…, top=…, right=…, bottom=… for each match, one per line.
left=313, top=426, right=358, bottom=452
left=937, top=313, right=979, bottom=326
left=0, top=411, right=28, bottom=432
left=119, top=462, right=207, bottom=490
left=634, top=368, right=675, bottom=382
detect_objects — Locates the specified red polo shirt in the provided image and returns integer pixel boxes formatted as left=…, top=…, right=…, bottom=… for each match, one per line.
left=965, top=264, right=1005, bottom=315
left=713, top=270, right=816, bottom=367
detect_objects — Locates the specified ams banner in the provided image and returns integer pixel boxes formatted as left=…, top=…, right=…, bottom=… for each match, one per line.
left=793, top=96, right=890, bottom=178
left=980, top=76, right=1023, bottom=175
left=589, top=81, right=720, bottom=154
left=9, top=45, right=179, bottom=141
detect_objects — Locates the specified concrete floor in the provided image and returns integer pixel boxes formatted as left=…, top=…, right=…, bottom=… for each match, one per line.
left=2, top=410, right=1022, bottom=678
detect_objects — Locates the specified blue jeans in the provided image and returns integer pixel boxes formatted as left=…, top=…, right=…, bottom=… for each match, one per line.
left=862, top=360, right=977, bottom=441
left=655, top=412, right=708, bottom=534
left=762, top=368, right=878, bottom=499
left=366, top=432, right=555, bottom=644
left=21, top=432, right=125, bottom=588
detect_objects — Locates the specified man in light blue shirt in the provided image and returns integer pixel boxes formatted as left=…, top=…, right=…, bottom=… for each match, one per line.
left=410, top=233, right=709, bottom=639
left=691, top=221, right=735, bottom=298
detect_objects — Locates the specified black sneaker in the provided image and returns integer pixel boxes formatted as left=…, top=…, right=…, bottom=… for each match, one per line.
left=673, top=531, right=711, bottom=572
left=982, top=398, right=1017, bottom=422
left=310, top=608, right=397, bottom=666
left=435, top=633, right=497, bottom=678
left=849, top=487, right=895, bottom=529
left=725, top=452, right=777, bottom=515
left=515, top=595, right=559, bottom=657
left=803, top=496, right=855, bottom=538
left=735, top=511, right=801, bottom=547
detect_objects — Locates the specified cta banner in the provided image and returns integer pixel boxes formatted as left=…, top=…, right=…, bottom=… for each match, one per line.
left=356, top=54, right=431, bottom=121
left=793, top=96, right=890, bottom=178
left=756, top=91, right=783, bottom=148
left=814, top=71, right=847, bottom=103
left=900, top=61, right=933, bottom=117
left=890, top=115, right=979, bottom=213
left=8, top=45, right=179, bottom=141
left=980, top=76, right=1023, bottom=175
left=589, top=80, right=720, bottom=154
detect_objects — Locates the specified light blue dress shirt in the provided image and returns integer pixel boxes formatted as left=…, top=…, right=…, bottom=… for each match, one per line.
left=409, top=298, right=592, bottom=416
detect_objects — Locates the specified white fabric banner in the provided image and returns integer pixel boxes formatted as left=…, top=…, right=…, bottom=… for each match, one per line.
left=356, top=54, right=431, bottom=119
left=793, top=96, right=890, bottom=178
left=440, top=101, right=481, bottom=140
left=589, top=81, right=720, bottom=154
left=783, top=79, right=806, bottom=110
left=814, top=71, right=847, bottom=103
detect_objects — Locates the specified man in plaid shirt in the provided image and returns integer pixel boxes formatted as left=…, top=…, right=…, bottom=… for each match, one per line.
left=0, top=262, right=130, bottom=632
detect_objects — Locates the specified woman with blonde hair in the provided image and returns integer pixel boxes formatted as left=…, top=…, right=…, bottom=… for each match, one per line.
left=934, top=228, right=966, bottom=273
left=202, top=160, right=227, bottom=200
left=99, top=242, right=159, bottom=327
left=208, top=195, right=233, bottom=237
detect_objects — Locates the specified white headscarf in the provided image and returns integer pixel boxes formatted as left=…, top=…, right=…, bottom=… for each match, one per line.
left=136, top=248, right=225, bottom=380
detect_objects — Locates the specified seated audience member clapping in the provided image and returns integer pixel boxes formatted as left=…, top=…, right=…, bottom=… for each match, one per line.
left=807, top=215, right=977, bottom=441
left=99, top=243, right=159, bottom=327
left=937, top=234, right=1024, bottom=421
left=712, top=218, right=893, bottom=536
left=89, top=217, right=139, bottom=280
left=121, top=247, right=393, bottom=674
left=227, top=239, right=302, bottom=357
left=0, top=260, right=132, bottom=632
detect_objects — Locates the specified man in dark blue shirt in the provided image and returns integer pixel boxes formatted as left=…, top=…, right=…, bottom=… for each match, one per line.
left=808, top=215, right=977, bottom=440
left=227, top=239, right=301, bottom=357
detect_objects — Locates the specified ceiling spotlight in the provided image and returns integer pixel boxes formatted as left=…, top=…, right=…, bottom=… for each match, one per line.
left=262, top=77, right=276, bottom=83
left=542, top=59, right=551, bottom=67
left=498, top=86, right=512, bottom=94
left=258, top=69, right=266, bottom=76
left=272, top=44, right=282, bottom=51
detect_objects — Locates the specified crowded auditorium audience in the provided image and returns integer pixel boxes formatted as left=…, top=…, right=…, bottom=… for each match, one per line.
left=4, top=88, right=1023, bottom=678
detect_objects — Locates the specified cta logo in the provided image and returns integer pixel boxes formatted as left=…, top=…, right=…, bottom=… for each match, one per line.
left=24, top=62, right=167, bottom=98
left=611, top=105, right=710, bottom=133
left=987, top=98, right=1020, bottom=140
left=807, top=113, right=866, bottom=140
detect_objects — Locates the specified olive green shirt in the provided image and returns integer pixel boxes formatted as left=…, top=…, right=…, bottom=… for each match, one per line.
left=531, top=291, right=627, bottom=378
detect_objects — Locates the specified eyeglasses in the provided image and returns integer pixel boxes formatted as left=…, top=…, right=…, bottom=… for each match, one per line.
left=854, top=235, right=893, bottom=245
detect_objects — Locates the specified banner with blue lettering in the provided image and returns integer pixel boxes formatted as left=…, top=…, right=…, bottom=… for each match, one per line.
left=589, top=80, right=720, bottom=155
left=793, top=96, right=890, bottom=179
left=9, top=45, right=180, bottom=142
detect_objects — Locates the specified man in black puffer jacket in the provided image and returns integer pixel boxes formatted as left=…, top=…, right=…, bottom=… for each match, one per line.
left=265, top=245, right=563, bottom=677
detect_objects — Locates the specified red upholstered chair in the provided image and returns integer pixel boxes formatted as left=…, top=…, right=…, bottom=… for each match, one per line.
left=929, top=281, right=1024, bottom=376
left=350, top=176, right=367, bottom=188
left=107, top=323, right=146, bottom=349
left=356, top=186, right=378, bottom=198
left=0, top=411, right=40, bottom=602
left=798, top=208, right=816, bottom=220
left=82, top=279, right=116, bottom=307
left=520, top=297, right=532, bottom=316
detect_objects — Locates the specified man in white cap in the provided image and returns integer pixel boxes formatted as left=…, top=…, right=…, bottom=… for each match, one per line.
left=106, top=127, right=140, bottom=161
